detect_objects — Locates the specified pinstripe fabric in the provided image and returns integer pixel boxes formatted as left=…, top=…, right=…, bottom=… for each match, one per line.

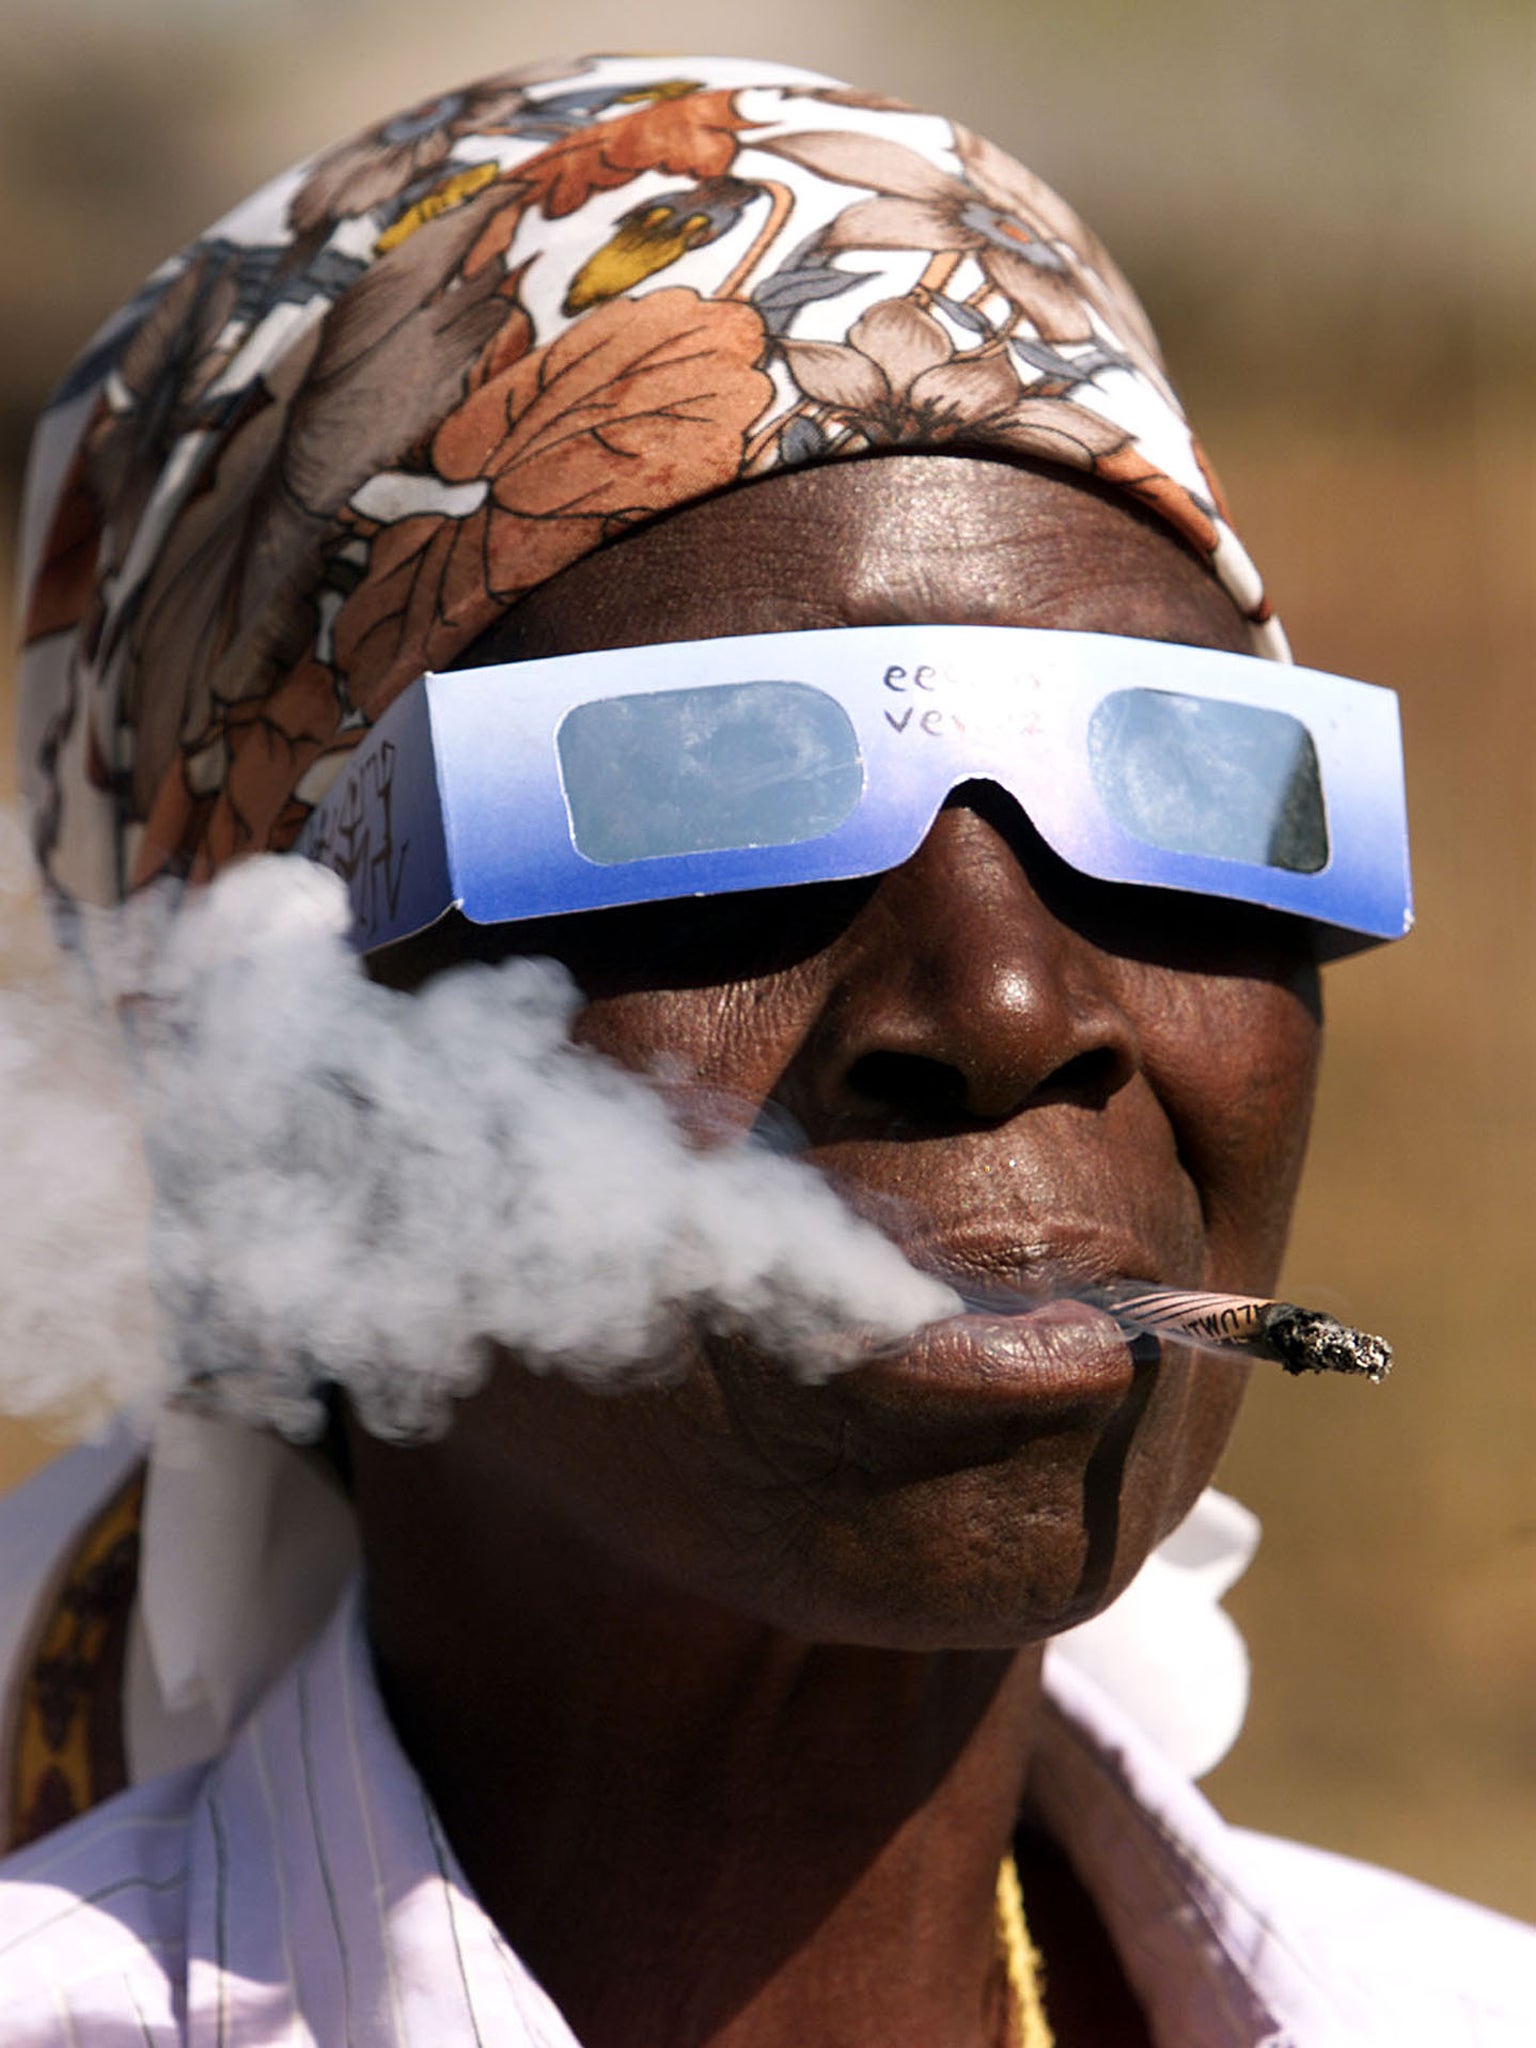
left=0, top=1586, right=578, bottom=2048
left=0, top=1764, right=199, bottom=2043
left=2, top=1583, right=1533, bottom=2045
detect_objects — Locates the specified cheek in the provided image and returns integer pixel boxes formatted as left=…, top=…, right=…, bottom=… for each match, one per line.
left=568, top=969, right=826, bottom=1119
left=1138, top=967, right=1322, bottom=1290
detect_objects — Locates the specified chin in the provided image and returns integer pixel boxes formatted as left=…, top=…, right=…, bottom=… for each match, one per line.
left=667, top=1338, right=1242, bottom=1652
left=696, top=1449, right=1185, bottom=1653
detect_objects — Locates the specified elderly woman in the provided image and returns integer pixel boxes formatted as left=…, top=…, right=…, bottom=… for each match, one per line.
left=1, top=51, right=1530, bottom=2048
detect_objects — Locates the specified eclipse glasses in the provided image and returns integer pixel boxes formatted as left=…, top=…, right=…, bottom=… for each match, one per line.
left=298, top=626, right=1412, bottom=960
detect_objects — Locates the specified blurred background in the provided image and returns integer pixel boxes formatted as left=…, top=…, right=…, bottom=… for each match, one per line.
left=2, top=0, right=1532, bottom=1917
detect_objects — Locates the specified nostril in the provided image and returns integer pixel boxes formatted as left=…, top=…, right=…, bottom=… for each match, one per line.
left=1034, top=1045, right=1126, bottom=1110
left=844, top=1043, right=1127, bottom=1125
left=844, top=1049, right=971, bottom=1123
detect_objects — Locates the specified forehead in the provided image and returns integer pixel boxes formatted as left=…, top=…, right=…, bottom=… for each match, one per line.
left=458, top=456, right=1256, bottom=670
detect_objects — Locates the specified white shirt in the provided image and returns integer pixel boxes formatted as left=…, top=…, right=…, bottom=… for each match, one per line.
left=2, top=1577, right=1533, bottom=2047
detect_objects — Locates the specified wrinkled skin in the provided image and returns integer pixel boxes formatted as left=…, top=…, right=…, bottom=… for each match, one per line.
left=348, top=456, right=1322, bottom=2048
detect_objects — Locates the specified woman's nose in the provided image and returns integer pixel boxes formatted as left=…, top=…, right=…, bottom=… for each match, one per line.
left=793, top=789, right=1142, bottom=1130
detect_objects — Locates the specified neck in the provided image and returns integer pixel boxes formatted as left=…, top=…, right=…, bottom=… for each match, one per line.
left=358, top=1465, right=1044, bottom=2048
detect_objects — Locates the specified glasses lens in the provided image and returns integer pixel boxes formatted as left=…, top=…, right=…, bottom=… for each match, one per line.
left=1088, top=688, right=1329, bottom=874
left=557, top=680, right=865, bottom=865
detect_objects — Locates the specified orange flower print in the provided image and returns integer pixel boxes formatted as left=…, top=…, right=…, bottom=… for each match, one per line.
left=329, top=289, right=774, bottom=714
left=514, top=89, right=758, bottom=221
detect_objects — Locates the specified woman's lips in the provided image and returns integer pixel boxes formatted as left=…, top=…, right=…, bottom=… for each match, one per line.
left=844, top=1296, right=1139, bottom=1420
left=785, top=1298, right=1144, bottom=1492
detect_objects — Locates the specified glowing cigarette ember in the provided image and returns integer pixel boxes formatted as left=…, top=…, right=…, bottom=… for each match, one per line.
left=1091, top=1286, right=1392, bottom=1382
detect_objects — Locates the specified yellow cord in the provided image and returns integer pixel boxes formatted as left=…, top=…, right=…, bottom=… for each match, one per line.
left=995, top=1852, right=1055, bottom=2048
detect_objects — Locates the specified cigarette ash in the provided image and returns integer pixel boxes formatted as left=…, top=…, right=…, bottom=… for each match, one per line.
left=1258, top=1304, right=1392, bottom=1382
left=0, top=840, right=959, bottom=1443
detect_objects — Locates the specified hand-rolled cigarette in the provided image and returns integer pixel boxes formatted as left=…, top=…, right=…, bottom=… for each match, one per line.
left=1091, top=1285, right=1392, bottom=1382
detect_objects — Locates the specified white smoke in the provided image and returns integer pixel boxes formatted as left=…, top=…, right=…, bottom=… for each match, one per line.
left=0, top=825, right=959, bottom=1442
left=0, top=813, right=162, bottom=1430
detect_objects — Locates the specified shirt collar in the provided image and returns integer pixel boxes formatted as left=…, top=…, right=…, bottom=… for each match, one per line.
left=1036, top=1654, right=1371, bottom=2047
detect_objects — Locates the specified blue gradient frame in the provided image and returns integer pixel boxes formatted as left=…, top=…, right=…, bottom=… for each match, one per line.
left=297, top=626, right=1412, bottom=961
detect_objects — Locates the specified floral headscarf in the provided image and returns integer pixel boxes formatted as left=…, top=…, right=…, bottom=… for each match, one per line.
left=16, top=53, right=1285, bottom=916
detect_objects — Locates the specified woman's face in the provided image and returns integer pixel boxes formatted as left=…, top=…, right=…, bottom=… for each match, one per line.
left=368, top=455, right=1322, bottom=1649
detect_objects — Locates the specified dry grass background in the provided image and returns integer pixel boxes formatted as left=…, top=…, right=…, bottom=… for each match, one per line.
left=2, top=0, right=1532, bottom=1918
